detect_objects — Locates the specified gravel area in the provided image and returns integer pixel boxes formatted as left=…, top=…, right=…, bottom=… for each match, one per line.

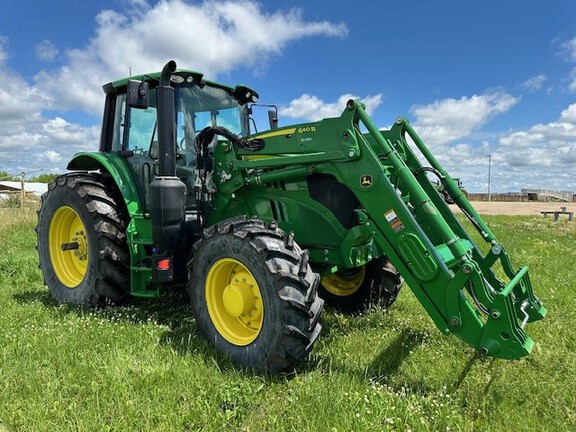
left=449, top=201, right=576, bottom=216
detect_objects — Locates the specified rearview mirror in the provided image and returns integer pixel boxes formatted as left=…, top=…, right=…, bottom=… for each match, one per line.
left=128, top=80, right=149, bottom=109
left=268, top=109, right=278, bottom=129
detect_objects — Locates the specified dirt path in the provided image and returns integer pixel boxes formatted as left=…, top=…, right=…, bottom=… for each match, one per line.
left=448, top=201, right=576, bottom=216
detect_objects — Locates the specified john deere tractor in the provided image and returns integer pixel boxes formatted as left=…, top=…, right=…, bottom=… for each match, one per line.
left=433, top=177, right=469, bottom=204
left=36, top=61, right=546, bottom=373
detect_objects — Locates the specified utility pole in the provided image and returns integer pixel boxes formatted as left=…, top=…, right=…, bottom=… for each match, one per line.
left=20, top=172, right=25, bottom=209
left=487, top=154, right=492, bottom=202
left=17, top=169, right=42, bottom=209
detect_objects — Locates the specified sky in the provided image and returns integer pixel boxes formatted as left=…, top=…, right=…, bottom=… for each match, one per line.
left=1, top=0, right=576, bottom=192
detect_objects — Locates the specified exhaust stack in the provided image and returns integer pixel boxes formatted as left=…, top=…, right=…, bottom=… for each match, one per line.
left=156, top=60, right=177, bottom=177
left=149, top=60, right=186, bottom=256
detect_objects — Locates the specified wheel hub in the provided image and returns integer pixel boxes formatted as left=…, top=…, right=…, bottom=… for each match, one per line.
left=72, top=231, right=88, bottom=260
left=206, top=258, right=264, bottom=346
left=222, top=272, right=256, bottom=317
left=48, top=206, right=89, bottom=288
left=322, top=267, right=366, bottom=296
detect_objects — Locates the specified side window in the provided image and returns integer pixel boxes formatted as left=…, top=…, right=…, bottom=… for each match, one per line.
left=176, top=102, right=197, bottom=168
left=110, top=90, right=158, bottom=154
left=129, top=104, right=157, bottom=153
left=111, top=95, right=126, bottom=152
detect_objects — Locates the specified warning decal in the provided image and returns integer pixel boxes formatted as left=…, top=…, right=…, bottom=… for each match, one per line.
left=384, top=209, right=404, bottom=233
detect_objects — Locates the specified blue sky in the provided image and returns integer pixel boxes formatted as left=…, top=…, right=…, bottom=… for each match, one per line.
left=1, top=0, right=576, bottom=192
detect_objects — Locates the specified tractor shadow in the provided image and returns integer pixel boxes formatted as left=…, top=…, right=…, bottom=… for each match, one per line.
left=365, top=328, right=428, bottom=377
left=12, top=287, right=246, bottom=373
left=366, top=332, right=496, bottom=389
left=12, top=289, right=58, bottom=307
left=11, top=289, right=499, bottom=386
left=314, top=311, right=499, bottom=397
left=364, top=336, right=497, bottom=398
left=12, top=287, right=192, bottom=331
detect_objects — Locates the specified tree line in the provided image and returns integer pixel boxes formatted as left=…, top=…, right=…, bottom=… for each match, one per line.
left=0, top=171, right=59, bottom=183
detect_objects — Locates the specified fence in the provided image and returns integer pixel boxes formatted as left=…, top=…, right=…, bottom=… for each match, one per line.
left=467, top=192, right=576, bottom=202
left=0, top=180, right=47, bottom=208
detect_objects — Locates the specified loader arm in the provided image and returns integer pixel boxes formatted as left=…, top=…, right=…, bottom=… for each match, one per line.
left=350, top=102, right=546, bottom=358
left=210, top=99, right=546, bottom=359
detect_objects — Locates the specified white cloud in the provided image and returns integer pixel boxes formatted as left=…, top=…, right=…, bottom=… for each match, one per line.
left=0, top=36, right=7, bottom=63
left=0, top=43, right=54, bottom=137
left=35, top=40, right=59, bottom=61
left=569, top=68, right=576, bottom=93
left=559, top=36, right=576, bottom=93
left=0, top=114, right=99, bottom=174
left=0, top=1, right=347, bottom=174
left=34, top=0, right=348, bottom=115
left=434, top=101, right=576, bottom=193
left=0, top=39, right=98, bottom=174
left=38, top=150, right=63, bottom=163
left=410, top=90, right=519, bottom=146
left=559, top=103, right=576, bottom=123
left=561, top=35, right=576, bottom=62
left=279, top=93, right=383, bottom=122
left=497, top=103, right=576, bottom=168
left=402, top=93, right=576, bottom=192
left=521, top=74, right=547, bottom=91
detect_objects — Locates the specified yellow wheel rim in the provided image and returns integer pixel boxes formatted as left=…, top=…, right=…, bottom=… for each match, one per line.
left=205, top=258, right=264, bottom=346
left=322, top=267, right=366, bottom=297
left=48, top=206, right=89, bottom=288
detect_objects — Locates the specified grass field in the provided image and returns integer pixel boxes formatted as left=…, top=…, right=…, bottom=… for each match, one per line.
left=1, top=207, right=575, bottom=431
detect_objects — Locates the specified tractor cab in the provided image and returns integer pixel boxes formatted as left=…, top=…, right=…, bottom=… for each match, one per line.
left=99, top=69, right=256, bottom=210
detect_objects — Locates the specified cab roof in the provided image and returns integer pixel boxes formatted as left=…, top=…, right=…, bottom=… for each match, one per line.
left=102, top=68, right=258, bottom=103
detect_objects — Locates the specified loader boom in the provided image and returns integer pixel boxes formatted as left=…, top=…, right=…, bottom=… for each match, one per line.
left=209, top=99, right=546, bottom=359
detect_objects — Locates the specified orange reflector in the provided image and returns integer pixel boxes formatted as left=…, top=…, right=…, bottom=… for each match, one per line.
left=157, top=259, right=171, bottom=270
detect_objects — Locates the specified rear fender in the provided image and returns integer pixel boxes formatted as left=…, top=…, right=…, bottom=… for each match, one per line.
left=67, top=152, right=143, bottom=217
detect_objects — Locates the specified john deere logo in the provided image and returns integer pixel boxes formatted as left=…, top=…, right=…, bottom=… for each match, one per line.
left=360, top=175, right=373, bottom=187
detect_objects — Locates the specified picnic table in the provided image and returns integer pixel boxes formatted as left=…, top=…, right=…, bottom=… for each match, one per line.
left=540, top=206, right=574, bottom=221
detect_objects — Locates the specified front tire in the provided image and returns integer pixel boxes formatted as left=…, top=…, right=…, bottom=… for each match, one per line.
left=188, top=217, right=323, bottom=373
left=320, top=258, right=403, bottom=313
left=36, top=173, right=130, bottom=306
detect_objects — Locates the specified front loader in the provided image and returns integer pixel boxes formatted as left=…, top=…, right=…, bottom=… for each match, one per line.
left=36, top=61, right=546, bottom=373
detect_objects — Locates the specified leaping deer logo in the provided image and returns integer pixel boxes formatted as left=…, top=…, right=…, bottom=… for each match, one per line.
left=360, top=175, right=373, bottom=187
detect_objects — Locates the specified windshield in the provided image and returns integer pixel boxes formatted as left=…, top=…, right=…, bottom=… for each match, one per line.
left=177, top=84, right=247, bottom=138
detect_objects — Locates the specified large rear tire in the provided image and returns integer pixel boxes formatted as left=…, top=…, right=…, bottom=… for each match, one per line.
left=188, top=217, right=323, bottom=373
left=36, top=173, right=130, bottom=306
left=319, top=258, right=403, bottom=313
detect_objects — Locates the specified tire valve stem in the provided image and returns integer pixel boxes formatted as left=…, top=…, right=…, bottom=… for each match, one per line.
left=60, top=242, right=80, bottom=251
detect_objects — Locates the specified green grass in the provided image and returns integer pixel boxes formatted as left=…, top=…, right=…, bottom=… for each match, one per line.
left=1, top=207, right=575, bottom=431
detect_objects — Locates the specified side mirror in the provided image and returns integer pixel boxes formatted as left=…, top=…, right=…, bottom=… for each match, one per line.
left=128, top=80, right=149, bottom=109
left=268, top=109, right=278, bottom=129
left=149, top=141, right=158, bottom=159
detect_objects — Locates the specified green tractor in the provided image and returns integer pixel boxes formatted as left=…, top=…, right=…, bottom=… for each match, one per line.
left=36, top=61, right=546, bottom=373
left=433, top=177, right=469, bottom=204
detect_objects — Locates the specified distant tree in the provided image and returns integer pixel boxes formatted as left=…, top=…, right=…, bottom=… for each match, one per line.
left=29, top=173, right=60, bottom=183
left=0, top=171, right=17, bottom=181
